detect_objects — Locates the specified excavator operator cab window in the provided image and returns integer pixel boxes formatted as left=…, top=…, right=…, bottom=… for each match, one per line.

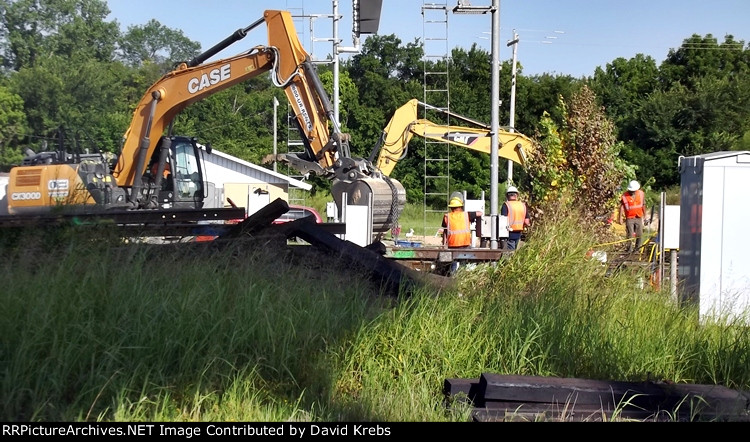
left=172, top=139, right=204, bottom=201
left=147, top=157, right=172, bottom=191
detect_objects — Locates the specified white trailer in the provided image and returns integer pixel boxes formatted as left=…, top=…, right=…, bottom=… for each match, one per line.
left=678, top=151, right=750, bottom=324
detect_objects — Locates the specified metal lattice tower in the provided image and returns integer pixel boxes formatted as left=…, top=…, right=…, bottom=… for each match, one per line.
left=421, top=1, right=451, bottom=237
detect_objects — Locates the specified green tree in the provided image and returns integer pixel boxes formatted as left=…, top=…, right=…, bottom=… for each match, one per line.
left=117, top=19, right=200, bottom=68
left=10, top=54, right=132, bottom=154
left=0, top=84, right=27, bottom=167
left=660, top=34, right=749, bottom=89
left=629, top=75, right=750, bottom=187
left=448, top=44, right=493, bottom=120
left=590, top=54, right=660, bottom=137
left=526, top=85, right=628, bottom=227
left=593, top=34, right=750, bottom=189
left=0, top=0, right=118, bottom=71
left=344, top=34, right=424, bottom=201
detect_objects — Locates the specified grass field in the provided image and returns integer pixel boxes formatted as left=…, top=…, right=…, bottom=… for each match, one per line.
left=1, top=208, right=748, bottom=422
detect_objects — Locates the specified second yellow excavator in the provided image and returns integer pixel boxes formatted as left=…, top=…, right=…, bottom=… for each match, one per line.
left=372, top=98, right=534, bottom=176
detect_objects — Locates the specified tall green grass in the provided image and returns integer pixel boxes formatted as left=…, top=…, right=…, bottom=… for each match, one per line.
left=1, top=212, right=748, bottom=422
left=392, top=202, right=445, bottom=237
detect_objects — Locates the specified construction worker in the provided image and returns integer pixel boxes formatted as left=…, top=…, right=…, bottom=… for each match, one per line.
left=501, top=186, right=530, bottom=250
left=617, top=180, right=646, bottom=253
left=442, top=195, right=481, bottom=249
left=149, top=159, right=172, bottom=191
left=149, top=160, right=171, bottom=180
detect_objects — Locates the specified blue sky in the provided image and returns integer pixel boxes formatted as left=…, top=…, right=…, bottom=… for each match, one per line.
left=106, top=0, right=750, bottom=78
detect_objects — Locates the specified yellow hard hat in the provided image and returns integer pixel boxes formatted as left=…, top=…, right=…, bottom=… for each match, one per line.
left=448, top=197, right=464, bottom=208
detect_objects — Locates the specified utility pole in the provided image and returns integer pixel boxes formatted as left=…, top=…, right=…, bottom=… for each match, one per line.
left=332, top=0, right=370, bottom=127
left=489, top=0, right=500, bottom=249
left=273, top=96, right=279, bottom=173
left=332, top=0, right=341, bottom=126
left=506, top=29, right=519, bottom=185
left=454, top=0, right=500, bottom=249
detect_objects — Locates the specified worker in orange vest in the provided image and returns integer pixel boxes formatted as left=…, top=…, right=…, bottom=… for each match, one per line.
left=150, top=160, right=171, bottom=179
left=501, top=186, right=531, bottom=250
left=617, top=180, right=646, bottom=253
left=442, top=196, right=481, bottom=249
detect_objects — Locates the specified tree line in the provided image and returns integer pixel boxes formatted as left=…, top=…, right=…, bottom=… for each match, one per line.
left=1, top=0, right=748, bottom=223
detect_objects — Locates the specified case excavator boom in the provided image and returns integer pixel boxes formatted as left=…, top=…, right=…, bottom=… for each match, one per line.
left=6, top=10, right=405, bottom=233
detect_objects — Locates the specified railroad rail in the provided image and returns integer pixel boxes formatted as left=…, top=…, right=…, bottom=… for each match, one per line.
left=445, top=373, right=750, bottom=422
left=385, top=245, right=512, bottom=274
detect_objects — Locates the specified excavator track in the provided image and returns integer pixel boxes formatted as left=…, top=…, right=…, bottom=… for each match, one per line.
left=0, top=207, right=246, bottom=238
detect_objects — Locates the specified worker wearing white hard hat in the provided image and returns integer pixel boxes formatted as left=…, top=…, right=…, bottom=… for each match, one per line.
left=618, top=180, right=646, bottom=253
left=501, top=185, right=530, bottom=250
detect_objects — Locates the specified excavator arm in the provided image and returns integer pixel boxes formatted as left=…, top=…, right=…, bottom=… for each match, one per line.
left=374, top=99, right=534, bottom=176
left=115, top=10, right=342, bottom=190
left=114, top=10, right=403, bottom=231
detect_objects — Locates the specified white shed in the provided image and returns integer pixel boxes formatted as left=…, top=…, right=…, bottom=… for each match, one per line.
left=201, top=148, right=311, bottom=216
left=678, top=151, right=750, bottom=323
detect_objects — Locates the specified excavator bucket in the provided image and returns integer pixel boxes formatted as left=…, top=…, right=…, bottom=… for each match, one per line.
left=331, top=176, right=406, bottom=234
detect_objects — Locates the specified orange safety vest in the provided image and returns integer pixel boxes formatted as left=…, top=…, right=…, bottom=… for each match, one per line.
left=504, top=200, right=527, bottom=232
left=444, top=210, right=471, bottom=248
left=150, top=162, right=171, bottom=179
left=621, top=190, right=645, bottom=219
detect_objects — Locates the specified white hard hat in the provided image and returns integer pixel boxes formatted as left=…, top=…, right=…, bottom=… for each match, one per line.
left=506, top=186, right=519, bottom=194
left=450, top=191, right=465, bottom=202
left=627, top=180, right=640, bottom=191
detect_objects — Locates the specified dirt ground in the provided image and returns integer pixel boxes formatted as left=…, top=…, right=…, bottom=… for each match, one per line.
left=414, top=234, right=444, bottom=247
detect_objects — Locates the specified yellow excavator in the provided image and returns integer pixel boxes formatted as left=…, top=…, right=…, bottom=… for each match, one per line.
left=372, top=98, right=534, bottom=176
left=5, top=10, right=405, bottom=233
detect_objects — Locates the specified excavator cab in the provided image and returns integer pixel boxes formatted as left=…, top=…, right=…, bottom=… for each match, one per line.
left=171, top=139, right=203, bottom=203
left=142, top=136, right=206, bottom=210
